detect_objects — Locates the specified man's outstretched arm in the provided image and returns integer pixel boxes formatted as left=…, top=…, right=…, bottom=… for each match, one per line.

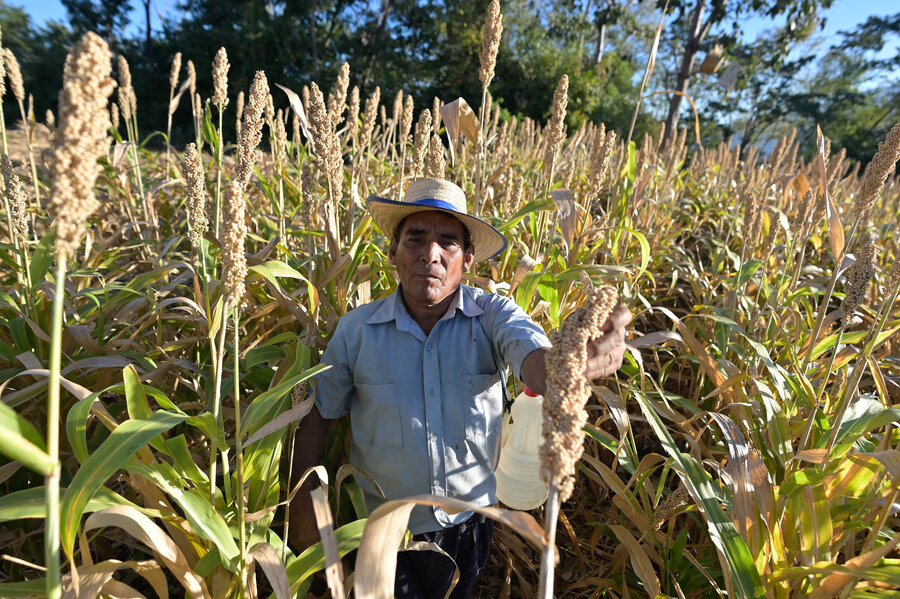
left=520, top=305, right=631, bottom=395
left=288, top=404, right=331, bottom=551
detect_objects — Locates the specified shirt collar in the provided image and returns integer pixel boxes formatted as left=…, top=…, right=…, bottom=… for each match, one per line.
left=365, top=284, right=484, bottom=326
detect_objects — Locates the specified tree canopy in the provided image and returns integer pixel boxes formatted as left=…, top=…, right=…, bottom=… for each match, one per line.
left=1, top=0, right=897, bottom=164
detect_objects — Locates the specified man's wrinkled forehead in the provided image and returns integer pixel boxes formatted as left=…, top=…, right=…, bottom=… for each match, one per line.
left=395, top=210, right=470, bottom=241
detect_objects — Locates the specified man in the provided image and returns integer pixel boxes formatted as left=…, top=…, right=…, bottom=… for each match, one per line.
left=290, top=178, right=630, bottom=598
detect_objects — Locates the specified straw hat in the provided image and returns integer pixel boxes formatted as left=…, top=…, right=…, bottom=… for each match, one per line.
left=366, top=178, right=508, bottom=262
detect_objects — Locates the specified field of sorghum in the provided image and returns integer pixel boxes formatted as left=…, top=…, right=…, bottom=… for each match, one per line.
left=0, top=14, right=899, bottom=599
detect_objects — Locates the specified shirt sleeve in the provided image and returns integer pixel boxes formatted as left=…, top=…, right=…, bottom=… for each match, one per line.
left=481, top=294, right=551, bottom=382
left=312, top=320, right=355, bottom=419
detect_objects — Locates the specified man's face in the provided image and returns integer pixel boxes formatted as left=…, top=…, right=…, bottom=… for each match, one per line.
left=389, top=211, right=475, bottom=311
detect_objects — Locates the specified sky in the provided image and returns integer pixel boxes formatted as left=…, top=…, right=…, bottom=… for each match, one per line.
left=17, top=0, right=900, bottom=60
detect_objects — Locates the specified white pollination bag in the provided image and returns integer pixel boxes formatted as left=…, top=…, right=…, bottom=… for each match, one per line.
left=495, top=387, right=550, bottom=510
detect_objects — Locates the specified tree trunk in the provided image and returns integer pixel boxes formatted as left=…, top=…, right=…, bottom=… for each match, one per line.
left=142, top=0, right=151, bottom=56
left=663, top=0, right=708, bottom=145
left=310, top=0, right=320, bottom=80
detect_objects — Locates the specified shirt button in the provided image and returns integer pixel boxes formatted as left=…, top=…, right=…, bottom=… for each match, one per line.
left=425, top=344, right=432, bottom=351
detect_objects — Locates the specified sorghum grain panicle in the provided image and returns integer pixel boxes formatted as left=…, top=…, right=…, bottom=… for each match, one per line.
left=235, top=71, right=268, bottom=190
left=222, top=181, right=247, bottom=310
left=183, top=143, right=208, bottom=249
left=235, top=90, right=244, bottom=139
left=307, top=82, right=331, bottom=157
left=853, top=123, right=900, bottom=223
left=347, top=86, right=360, bottom=135
left=541, top=286, right=619, bottom=502
left=3, top=155, right=28, bottom=242
left=327, top=62, right=350, bottom=128
left=110, top=102, right=119, bottom=131
left=651, top=486, right=690, bottom=531
left=301, top=165, right=314, bottom=230
left=359, top=87, right=380, bottom=151
left=413, top=109, right=432, bottom=176
left=479, top=0, right=503, bottom=88
left=432, top=96, right=441, bottom=135
left=841, top=239, right=879, bottom=321
left=169, top=52, right=182, bottom=91
left=117, top=55, right=134, bottom=123
left=265, top=92, right=275, bottom=131
left=0, top=25, right=6, bottom=99
left=186, top=59, right=196, bottom=98
left=400, top=94, right=414, bottom=146
left=542, top=74, right=568, bottom=178
left=5, top=48, right=23, bottom=103
left=585, top=129, right=616, bottom=209
left=274, top=109, right=287, bottom=169
left=424, top=134, right=446, bottom=179
left=391, top=90, right=403, bottom=133
left=212, top=47, right=229, bottom=108
left=761, top=212, right=781, bottom=258
left=48, top=32, right=115, bottom=259
left=888, top=261, right=900, bottom=292
left=45, top=109, right=55, bottom=131
left=830, top=368, right=847, bottom=400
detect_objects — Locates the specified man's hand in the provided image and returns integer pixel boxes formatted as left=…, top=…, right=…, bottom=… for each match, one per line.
left=520, top=304, right=632, bottom=395
left=584, top=304, right=632, bottom=379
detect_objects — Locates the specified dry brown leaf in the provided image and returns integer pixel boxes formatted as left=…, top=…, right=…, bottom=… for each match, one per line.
left=83, top=506, right=209, bottom=599
left=808, top=533, right=900, bottom=598
left=247, top=542, right=291, bottom=599
left=550, top=189, right=576, bottom=252
left=354, top=495, right=546, bottom=599
left=311, top=486, right=346, bottom=599
left=607, top=524, right=660, bottom=598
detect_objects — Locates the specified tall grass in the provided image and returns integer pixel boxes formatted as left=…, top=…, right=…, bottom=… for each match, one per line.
left=0, top=24, right=898, bottom=599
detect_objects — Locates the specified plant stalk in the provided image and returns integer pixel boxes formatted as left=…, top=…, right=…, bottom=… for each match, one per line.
left=233, top=309, right=248, bottom=592
left=538, top=484, right=559, bottom=599
left=45, top=257, right=66, bottom=599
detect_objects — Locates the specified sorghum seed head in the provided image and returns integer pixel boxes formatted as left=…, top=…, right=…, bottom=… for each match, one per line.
left=479, top=0, right=503, bottom=88
left=183, top=143, right=208, bottom=249
left=222, top=181, right=248, bottom=309
left=48, top=32, right=115, bottom=259
left=3, top=155, right=28, bottom=242
left=235, top=71, right=269, bottom=190
left=5, top=48, right=23, bottom=103
left=424, top=134, right=445, bottom=179
left=853, top=123, right=900, bottom=223
left=212, top=47, right=229, bottom=108
left=541, top=286, right=618, bottom=501
left=169, top=51, right=182, bottom=90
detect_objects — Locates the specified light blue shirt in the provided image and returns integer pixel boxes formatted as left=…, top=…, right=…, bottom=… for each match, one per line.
left=312, top=284, right=551, bottom=534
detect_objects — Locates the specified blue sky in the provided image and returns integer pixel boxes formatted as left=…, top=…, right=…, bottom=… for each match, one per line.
left=18, top=0, right=900, bottom=60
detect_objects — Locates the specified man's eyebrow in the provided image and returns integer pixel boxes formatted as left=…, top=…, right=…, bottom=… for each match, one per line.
left=402, top=226, right=462, bottom=240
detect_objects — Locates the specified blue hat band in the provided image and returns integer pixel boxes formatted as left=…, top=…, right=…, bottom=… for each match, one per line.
left=411, top=197, right=461, bottom=213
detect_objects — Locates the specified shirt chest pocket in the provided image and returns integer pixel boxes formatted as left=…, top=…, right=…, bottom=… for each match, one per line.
left=352, top=382, right=404, bottom=449
left=462, top=374, right=503, bottom=443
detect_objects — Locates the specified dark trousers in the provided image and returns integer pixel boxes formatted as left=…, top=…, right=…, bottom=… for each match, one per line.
left=395, top=517, right=494, bottom=599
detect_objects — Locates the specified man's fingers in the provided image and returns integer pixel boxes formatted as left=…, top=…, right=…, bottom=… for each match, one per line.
left=600, top=305, right=632, bottom=333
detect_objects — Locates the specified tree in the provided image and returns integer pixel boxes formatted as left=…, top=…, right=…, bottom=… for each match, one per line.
left=61, top=0, right=131, bottom=51
left=657, top=0, right=834, bottom=145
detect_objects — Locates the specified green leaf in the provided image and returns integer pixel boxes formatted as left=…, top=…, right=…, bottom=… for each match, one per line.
left=632, top=389, right=766, bottom=598
left=0, top=486, right=143, bottom=523
left=241, top=365, right=330, bottom=439
left=29, top=230, right=56, bottom=287
left=66, top=393, right=101, bottom=463
left=622, top=226, right=651, bottom=284
left=832, top=397, right=900, bottom=457
left=60, top=410, right=188, bottom=557
left=0, top=579, right=46, bottom=597
left=285, top=519, right=367, bottom=592
left=124, top=364, right=153, bottom=421
left=735, top=260, right=762, bottom=287
left=0, top=401, right=54, bottom=475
